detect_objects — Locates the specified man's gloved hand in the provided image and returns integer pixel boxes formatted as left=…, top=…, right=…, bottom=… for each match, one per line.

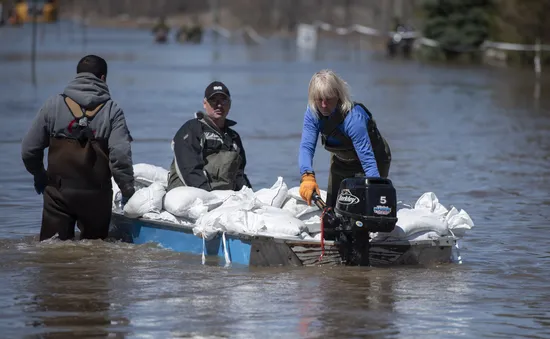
left=119, top=183, right=135, bottom=209
left=33, top=171, right=48, bottom=195
left=120, top=195, right=130, bottom=209
left=299, top=173, right=320, bottom=206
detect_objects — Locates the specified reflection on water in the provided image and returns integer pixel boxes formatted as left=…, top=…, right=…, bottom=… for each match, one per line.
left=0, top=22, right=549, bottom=338
left=27, top=264, right=126, bottom=337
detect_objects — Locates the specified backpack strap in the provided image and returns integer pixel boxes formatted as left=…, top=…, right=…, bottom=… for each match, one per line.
left=353, top=102, right=373, bottom=120
left=62, top=95, right=105, bottom=120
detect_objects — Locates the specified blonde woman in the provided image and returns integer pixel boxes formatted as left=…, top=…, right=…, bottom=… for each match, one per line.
left=298, top=69, right=391, bottom=207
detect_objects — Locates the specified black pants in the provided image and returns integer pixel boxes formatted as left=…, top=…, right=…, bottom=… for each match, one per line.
left=40, top=185, right=113, bottom=241
left=326, top=155, right=364, bottom=209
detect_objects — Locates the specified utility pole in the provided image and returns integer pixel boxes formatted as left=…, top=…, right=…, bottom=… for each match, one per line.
left=393, top=0, right=403, bottom=23
left=344, top=0, right=351, bottom=25
left=210, top=0, right=220, bottom=62
left=210, top=0, right=220, bottom=40
left=31, top=0, right=38, bottom=86
left=81, top=5, right=87, bottom=51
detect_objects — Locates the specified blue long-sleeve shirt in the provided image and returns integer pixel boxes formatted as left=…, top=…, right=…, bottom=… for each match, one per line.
left=299, top=104, right=380, bottom=177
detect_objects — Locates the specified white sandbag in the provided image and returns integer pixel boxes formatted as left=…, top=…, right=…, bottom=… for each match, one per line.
left=210, top=189, right=240, bottom=201
left=300, top=213, right=322, bottom=234
left=445, top=207, right=474, bottom=237
left=387, top=208, right=449, bottom=238
left=287, top=186, right=327, bottom=202
left=253, top=206, right=307, bottom=236
left=300, top=231, right=314, bottom=240
left=123, top=182, right=166, bottom=218
left=133, top=163, right=169, bottom=187
left=372, top=230, right=441, bottom=242
left=163, top=186, right=222, bottom=217
left=216, top=186, right=262, bottom=210
left=185, top=199, right=210, bottom=221
left=195, top=203, right=305, bottom=239
left=257, top=205, right=296, bottom=218
left=281, top=197, right=319, bottom=217
left=414, top=192, right=448, bottom=215
left=142, top=211, right=194, bottom=226
left=254, top=177, right=288, bottom=208
left=195, top=205, right=266, bottom=240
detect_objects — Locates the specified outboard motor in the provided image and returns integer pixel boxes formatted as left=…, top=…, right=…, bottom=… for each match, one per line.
left=334, top=177, right=398, bottom=233
left=312, top=177, right=398, bottom=266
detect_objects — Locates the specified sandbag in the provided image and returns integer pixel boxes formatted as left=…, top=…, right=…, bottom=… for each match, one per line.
left=216, top=186, right=262, bottom=210
left=163, top=186, right=222, bottom=218
left=254, top=177, right=288, bottom=208
left=195, top=205, right=266, bottom=240
left=299, top=213, right=322, bottom=234
left=194, top=202, right=307, bottom=239
left=133, top=163, right=169, bottom=187
left=414, top=192, right=448, bottom=215
left=253, top=206, right=307, bottom=236
left=287, top=186, right=327, bottom=202
left=123, top=182, right=166, bottom=218
left=281, top=197, right=319, bottom=217
left=385, top=208, right=449, bottom=239
left=142, top=211, right=194, bottom=226
left=210, top=189, right=240, bottom=201
left=445, top=207, right=474, bottom=237
left=372, top=230, right=441, bottom=242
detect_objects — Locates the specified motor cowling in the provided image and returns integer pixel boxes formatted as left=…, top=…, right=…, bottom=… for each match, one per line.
left=334, top=177, right=398, bottom=233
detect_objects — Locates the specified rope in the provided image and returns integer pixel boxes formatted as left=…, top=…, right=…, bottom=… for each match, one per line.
left=202, top=234, right=206, bottom=265
left=318, top=208, right=329, bottom=263
left=222, top=232, right=231, bottom=267
left=201, top=235, right=206, bottom=265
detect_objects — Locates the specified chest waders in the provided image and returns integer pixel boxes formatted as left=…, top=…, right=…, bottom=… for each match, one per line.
left=40, top=95, right=113, bottom=241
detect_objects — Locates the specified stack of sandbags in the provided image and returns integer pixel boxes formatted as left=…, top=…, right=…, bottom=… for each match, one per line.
left=114, top=163, right=476, bottom=243
left=163, top=186, right=226, bottom=221
left=372, top=192, right=475, bottom=241
left=280, top=187, right=327, bottom=234
left=123, top=182, right=166, bottom=218
left=193, top=184, right=308, bottom=239
left=133, top=163, right=169, bottom=187
left=253, top=176, right=288, bottom=208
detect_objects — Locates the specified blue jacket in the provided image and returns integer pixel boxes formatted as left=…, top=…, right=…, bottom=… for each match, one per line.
left=299, top=104, right=380, bottom=177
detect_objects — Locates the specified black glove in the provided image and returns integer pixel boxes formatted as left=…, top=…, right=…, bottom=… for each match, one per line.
left=121, top=195, right=130, bottom=208
left=33, top=171, right=48, bottom=195
left=120, top=183, right=135, bottom=206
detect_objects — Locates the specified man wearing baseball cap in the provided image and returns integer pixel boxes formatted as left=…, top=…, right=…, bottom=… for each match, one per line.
left=167, top=81, right=252, bottom=192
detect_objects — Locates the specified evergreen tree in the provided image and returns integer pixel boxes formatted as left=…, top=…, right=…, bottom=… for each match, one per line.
left=493, top=0, right=550, bottom=44
left=421, top=0, right=495, bottom=59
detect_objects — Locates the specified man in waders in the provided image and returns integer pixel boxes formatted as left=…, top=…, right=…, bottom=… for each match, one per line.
left=298, top=69, right=391, bottom=207
left=21, top=55, right=135, bottom=241
left=167, top=81, right=252, bottom=192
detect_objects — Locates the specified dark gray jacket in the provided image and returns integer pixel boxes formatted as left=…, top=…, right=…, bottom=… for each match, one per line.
left=167, top=112, right=251, bottom=191
left=21, top=73, right=135, bottom=195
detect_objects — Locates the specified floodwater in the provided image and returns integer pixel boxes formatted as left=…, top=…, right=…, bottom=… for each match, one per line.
left=1, top=21, right=549, bottom=338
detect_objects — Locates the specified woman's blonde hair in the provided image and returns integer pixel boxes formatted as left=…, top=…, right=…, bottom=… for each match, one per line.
left=307, top=69, right=354, bottom=115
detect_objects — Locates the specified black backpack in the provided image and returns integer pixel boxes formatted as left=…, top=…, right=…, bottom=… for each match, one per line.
left=354, top=102, right=392, bottom=178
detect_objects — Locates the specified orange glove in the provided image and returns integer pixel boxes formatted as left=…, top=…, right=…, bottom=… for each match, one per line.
left=299, top=173, right=320, bottom=206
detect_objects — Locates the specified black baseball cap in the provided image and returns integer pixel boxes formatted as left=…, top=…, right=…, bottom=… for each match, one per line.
left=204, top=81, right=230, bottom=99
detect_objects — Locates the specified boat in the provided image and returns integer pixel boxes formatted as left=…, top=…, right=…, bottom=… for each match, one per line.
left=110, top=210, right=458, bottom=267
left=109, top=175, right=463, bottom=267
